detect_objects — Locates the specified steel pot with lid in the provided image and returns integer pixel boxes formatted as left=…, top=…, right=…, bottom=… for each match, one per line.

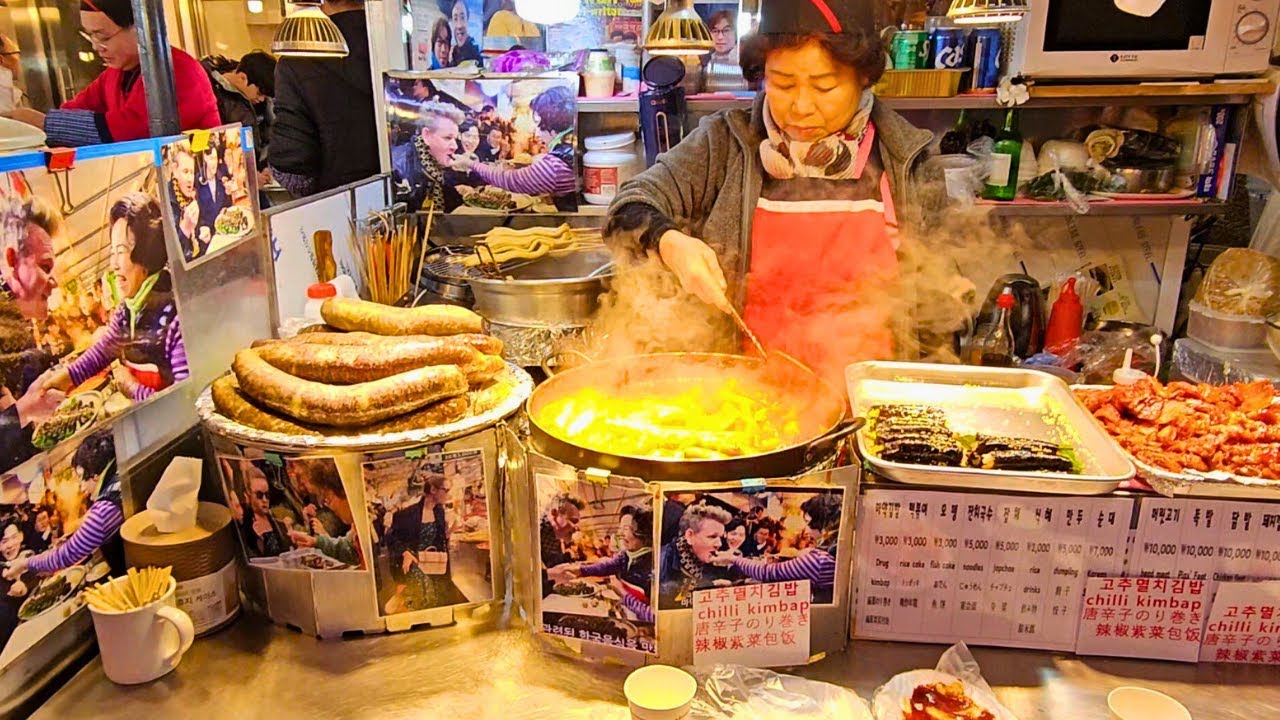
left=468, top=248, right=614, bottom=327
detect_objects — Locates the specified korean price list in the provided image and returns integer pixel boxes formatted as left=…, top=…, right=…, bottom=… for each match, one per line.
left=1131, top=498, right=1280, bottom=582
left=854, top=490, right=1133, bottom=650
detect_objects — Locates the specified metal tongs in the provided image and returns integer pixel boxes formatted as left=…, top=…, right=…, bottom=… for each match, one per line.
left=725, top=305, right=815, bottom=375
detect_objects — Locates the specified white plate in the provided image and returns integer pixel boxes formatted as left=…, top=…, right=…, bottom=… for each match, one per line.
left=1093, top=189, right=1196, bottom=201
left=872, top=670, right=1016, bottom=720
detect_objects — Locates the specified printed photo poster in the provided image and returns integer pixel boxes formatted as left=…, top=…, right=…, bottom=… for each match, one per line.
left=546, top=0, right=642, bottom=52
left=695, top=1, right=747, bottom=89
left=363, top=448, right=492, bottom=617
left=536, top=472, right=656, bottom=654
left=413, top=0, right=485, bottom=71
left=0, top=149, right=192, bottom=478
left=217, top=454, right=365, bottom=571
left=385, top=72, right=579, bottom=214
left=0, top=428, right=118, bottom=669
left=159, top=125, right=257, bottom=269
left=657, top=486, right=845, bottom=610
left=482, top=0, right=546, bottom=53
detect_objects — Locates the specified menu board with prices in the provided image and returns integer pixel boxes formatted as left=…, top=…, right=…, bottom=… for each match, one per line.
left=1200, top=581, right=1280, bottom=664
left=854, top=489, right=1133, bottom=650
left=1130, top=498, right=1280, bottom=582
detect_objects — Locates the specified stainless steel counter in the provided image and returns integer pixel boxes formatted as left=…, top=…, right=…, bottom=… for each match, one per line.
left=31, top=613, right=1280, bottom=719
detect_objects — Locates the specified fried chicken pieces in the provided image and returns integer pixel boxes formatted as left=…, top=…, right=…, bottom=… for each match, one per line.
left=1076, top=378, right=1280, bottom=477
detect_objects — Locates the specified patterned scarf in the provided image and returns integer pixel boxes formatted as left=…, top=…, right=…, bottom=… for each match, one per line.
left=759, top=89, right=874, bottom=180
left=674, top=537, right=704, bottom=607
left=413, top=134, right=446, bottom=211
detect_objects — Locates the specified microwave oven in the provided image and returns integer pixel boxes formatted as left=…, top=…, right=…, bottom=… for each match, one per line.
left=1008, top=0, right=1280, bottom=80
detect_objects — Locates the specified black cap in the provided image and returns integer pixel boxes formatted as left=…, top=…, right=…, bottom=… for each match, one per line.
left=80, top=0, right=133, bottom=29
left=758, top=0, right=875, bottom=36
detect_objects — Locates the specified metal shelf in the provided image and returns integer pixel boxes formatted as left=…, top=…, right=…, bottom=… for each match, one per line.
left=979, top=199, right=1223, bottom=217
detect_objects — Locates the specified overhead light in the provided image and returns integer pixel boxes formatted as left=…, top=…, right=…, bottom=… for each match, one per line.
left=272, top=1, right=349, bottom=58
left=247, top=0, right=263, bottom=12
left=513, top=0, right=579, bottom=25
left=947, top=0, right=1028, bottom=24
left=645, top=0, right=713, bottom=56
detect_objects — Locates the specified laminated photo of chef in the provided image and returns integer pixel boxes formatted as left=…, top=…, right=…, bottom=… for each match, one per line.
left=0, top=429, right=117, bottom=668
left=536, top=474, right=656, bottom=654
left=363, top=449, right=492, bottom=616
left=385, top=73, right=578, bottom=214
left=161, top=126, right=256, bottom=267
left=696, top=3, right=748, bottom=91
left=657, top=488, right=845, bottom=610
left=218, top=455, right=361, bottom=570
left=0, top=158, right=191, bottom=478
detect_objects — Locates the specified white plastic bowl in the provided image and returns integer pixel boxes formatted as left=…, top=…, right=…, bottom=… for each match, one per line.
left=1107, top=686, right=1191, bottom=720
left=624, top=665, right=697, bottom=720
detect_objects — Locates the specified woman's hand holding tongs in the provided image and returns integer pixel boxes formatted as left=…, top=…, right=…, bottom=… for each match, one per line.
left=657, top=230, right=732, bottom=313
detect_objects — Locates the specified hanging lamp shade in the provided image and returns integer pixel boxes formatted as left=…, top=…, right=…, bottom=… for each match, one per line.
left=645, top=0, right=713, bottom=56
left=513, top=0, right=580, bottom=25
left=947, top=0, right=1028, bottom=24
left=272, top=3, right=349, bottom=58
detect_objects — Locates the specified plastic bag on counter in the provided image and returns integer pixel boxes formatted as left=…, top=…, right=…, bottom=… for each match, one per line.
left=1059, top=326, right=1162, bottom=385
left=688, top=664, right=873, bottom=720
left=922, top=154, right=985, bottom=206
left=872, top=643, right=1019, bottom=720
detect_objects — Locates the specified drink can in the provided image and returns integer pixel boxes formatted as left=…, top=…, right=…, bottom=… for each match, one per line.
left=931, top=28, right=966, bottom=70
left=968, top=28, right=1003, bottom=90
left=890, top=30, right=930, bottom=70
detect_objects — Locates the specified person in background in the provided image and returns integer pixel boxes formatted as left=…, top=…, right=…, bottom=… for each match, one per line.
left=451, top=85, right=577, bottom=205
left=4, top=0, right=218, bottom=146
left=712, top=493, right=842, bottom=604
left=449, top=0, right=482, bottom=67
left=166, top=144, right=204, bottom=260
left=41, top=193, right=188, bottom=403
left=196, top=136, right=232, bottom=243
left=207, top=51, right=277, bottom=181
left=723, top=516, right=756, bottom=557
left=4, top=430, right=120, bottom=581
left=486, top=0, right=539, bottom=38
left=242, top=464, right=289, bottom=557
left=391, top=101, right=465, bottom=212
left=430, top=17, right=452, bottom=70
left=0, top=524, right=30, bottom=648
left=703, top=10, right=747, bottom=92
left=0, top=200, right=65, bottom=472
left=0, top=35, right=25, bottom=113
left=539, top=492, right=583, bottom=596
left=477, top=122, right=508, bottom=162
left=384, top=469, right=465, bottom=609
left=749, top=516, right=781, bottom=556
left=659, top=503, right=735, bottom=608
left=457, top=120, right=481, bottom=163
left=288, top=465, right=360, bottom=567
left=271, top=0, right=379, bottom=197
left=549, top=504, right=654, bottom=623
left=28, top=509, right=53, bottom=554
left=287, top=459, right=345, bottom=538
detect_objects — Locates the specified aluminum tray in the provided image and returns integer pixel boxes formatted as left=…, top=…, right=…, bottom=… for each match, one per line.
left=1073, top=384, right=1280, bottom=500
left=847, top=362, right=1134, bottom=495
left=196, top=364, right=533, bottom=452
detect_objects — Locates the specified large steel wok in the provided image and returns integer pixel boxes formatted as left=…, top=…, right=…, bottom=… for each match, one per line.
left=527, top=353, right=861, bottom=482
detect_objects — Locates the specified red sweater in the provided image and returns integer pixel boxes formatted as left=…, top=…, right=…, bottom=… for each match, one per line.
left=62, top=46, right=220, bottom=141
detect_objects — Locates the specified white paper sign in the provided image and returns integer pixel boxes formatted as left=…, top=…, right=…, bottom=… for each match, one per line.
left=1075, top=577, right=1208, bottom=662
left=693, top=580, right=811, bottom=668
left=853, top=490, right=1132, bottom=651
left=1131, top=498, right=1280, bottom=582
left=1200, top=580, right=1280, bottom=664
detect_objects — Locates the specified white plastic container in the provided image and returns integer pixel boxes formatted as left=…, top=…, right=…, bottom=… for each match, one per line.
left=624, top=665, right=697, bottom=720
left=1187, top=301, right=1267, bottom=351
left=1107, top=686, right=1190, bottom=720
left=304, top=281, right=337, bottom=324
left=583, top=132, right=641, bottom=205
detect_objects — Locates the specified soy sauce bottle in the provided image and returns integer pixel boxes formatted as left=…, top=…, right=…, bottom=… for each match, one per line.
left=972, top=290, right=1016, bottom=367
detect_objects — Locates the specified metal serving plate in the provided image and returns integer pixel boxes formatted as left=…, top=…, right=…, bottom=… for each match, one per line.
left=1073, top=384, right=1280, bottom=500
left=847, top=362, right=1134, bottom=495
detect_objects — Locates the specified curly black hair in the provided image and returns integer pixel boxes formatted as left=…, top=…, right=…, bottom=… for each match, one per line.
left=109, top=192, right=168, bottom=276
left=530, top=85, right=576, bottom=134
left=72, top=429, right=116, bottom=480
left=800, top=493, right=842, bottom=534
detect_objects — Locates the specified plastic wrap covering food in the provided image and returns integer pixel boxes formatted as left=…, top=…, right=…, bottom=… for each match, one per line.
left=487, top=321, right=585, bottom=368
left=1173, top=337, right=1280, bottom=387
left=689, top=664, right=873, bottom=720
left=873, top=643, right=1019, bottom=720
left=1193, top=248, right=1280, bottom=317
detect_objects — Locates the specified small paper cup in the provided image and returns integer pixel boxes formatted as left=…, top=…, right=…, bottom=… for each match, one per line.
left=624, top=665, right=697, bottom=720
left=1108, top=686, right=1191, bottom=720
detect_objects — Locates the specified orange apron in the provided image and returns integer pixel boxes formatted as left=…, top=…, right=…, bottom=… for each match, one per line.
left=742, top=123, right=900, bottom=389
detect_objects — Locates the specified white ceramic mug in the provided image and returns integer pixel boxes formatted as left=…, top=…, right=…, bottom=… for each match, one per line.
left=624, top=665, right=698, bottom=720
left=88, top=576, right=195, bottom=685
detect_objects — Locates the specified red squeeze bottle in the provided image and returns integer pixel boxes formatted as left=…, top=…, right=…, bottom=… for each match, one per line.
left=1044, top=277, right=1084, bottom=355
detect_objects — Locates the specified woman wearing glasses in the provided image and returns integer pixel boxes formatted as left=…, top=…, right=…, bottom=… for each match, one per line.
left=3, top=0, right=219, bottom=146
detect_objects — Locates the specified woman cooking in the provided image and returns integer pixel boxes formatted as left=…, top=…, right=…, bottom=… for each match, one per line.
left=40, top=193, right=188, bottom=402
left=606, top=0, right=932, bottom=388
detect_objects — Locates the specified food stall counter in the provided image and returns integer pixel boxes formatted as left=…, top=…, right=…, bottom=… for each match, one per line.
left=29, top=615, right=1280, bottom=719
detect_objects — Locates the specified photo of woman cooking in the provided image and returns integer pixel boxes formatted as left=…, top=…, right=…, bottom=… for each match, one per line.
left=657, top=487, right=845, bottom=610
left=537, top=473, right=656, bottom=654
left=161, top=126, right=256, bottom=267
left=217, top=454, right=362, bottom=570
left=385, top=73, right=579, bottom=214
left=0, top=153, right=193, bottom=479
left=363, top=448, right=492, bottom=616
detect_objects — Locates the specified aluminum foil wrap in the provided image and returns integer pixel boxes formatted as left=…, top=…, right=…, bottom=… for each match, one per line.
left=196, top=363, right=534, bottom=452
left=487, top=321, right=585, bottom=368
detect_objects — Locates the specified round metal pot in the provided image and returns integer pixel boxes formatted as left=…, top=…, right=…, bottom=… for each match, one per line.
left=468, top=249, right=613, bottom=327
left=527, top=353, right=860, bottom=482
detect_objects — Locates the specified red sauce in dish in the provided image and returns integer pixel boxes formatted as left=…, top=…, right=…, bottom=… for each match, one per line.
left=904, top=683, right=996, bottom=720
